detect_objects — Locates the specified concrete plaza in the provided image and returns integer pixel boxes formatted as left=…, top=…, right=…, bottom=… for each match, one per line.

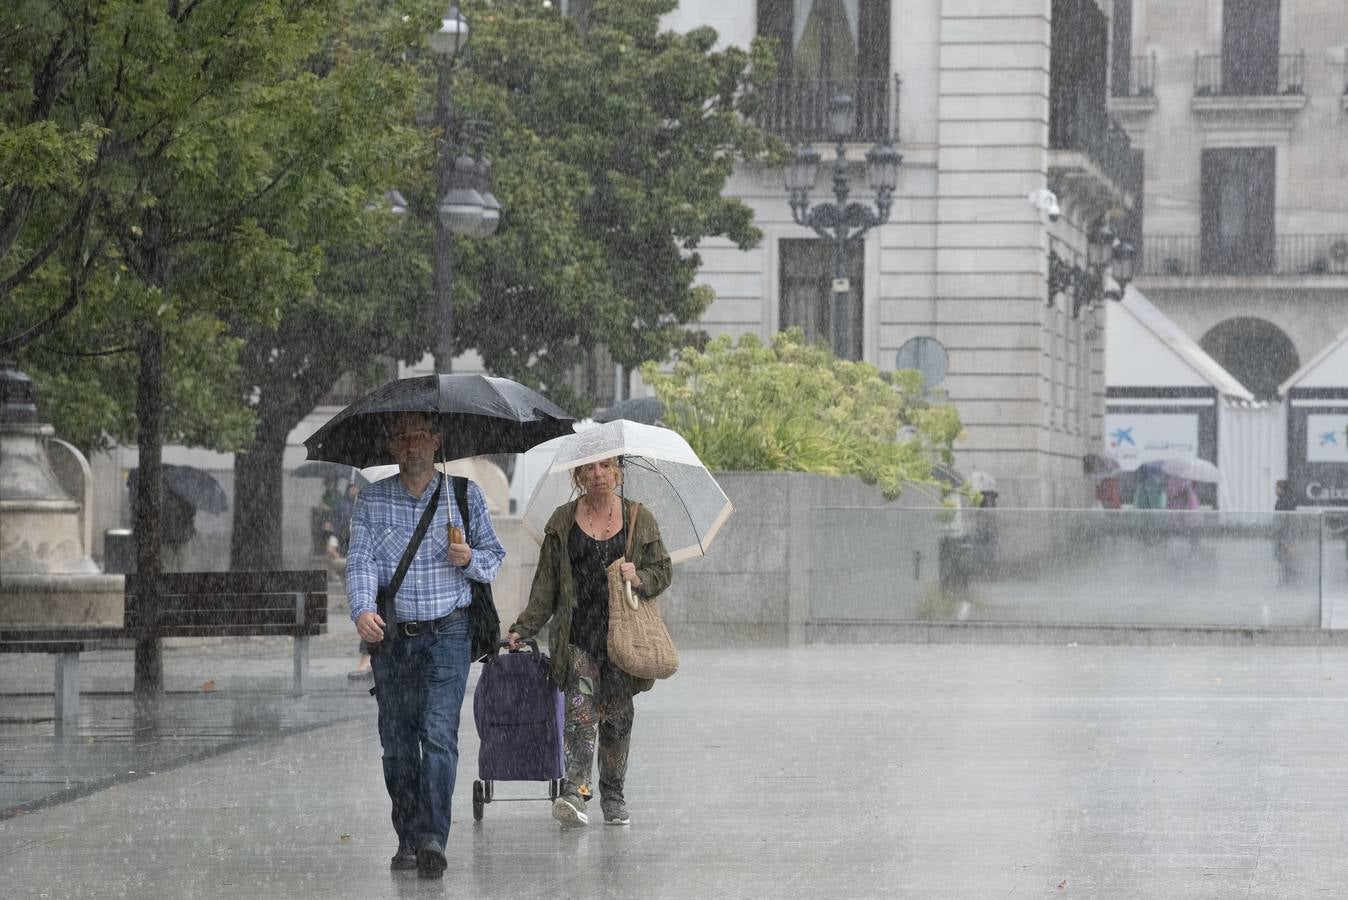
left=7, top=620, right=1348, bottom=897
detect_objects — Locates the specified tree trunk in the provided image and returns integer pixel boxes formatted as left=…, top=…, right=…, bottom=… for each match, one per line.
left=229, top=418, right=288, bottom=571
left=132, top=322, right=164, bottom=713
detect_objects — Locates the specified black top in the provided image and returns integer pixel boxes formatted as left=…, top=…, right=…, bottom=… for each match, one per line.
left=567, top=524, right=626, bottom=665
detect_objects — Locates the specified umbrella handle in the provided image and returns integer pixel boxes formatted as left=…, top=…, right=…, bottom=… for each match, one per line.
left=624, top=579, right=638, bottom=610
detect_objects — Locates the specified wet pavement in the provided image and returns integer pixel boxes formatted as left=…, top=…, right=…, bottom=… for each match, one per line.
left=8, top=622, right=1348, bottom=896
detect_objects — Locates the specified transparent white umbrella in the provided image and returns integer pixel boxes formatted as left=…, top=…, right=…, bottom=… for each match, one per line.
left=521, top=419, right=733, bottom=563
left=1158, top=456, right=1222, bottom=483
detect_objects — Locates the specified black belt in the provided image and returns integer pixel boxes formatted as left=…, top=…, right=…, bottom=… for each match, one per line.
left=395, top=608, right=464, bottom=638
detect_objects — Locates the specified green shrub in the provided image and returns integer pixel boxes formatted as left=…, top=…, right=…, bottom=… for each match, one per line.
left=641, top=329, right=963, bottom=499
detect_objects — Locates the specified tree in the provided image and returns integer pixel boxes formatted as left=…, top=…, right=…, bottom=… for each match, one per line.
left=641, top=330, right=965, bottom=500
left=1, top=0, right=419, bottom=702
left=451, top=0, right=784, bottom=407
left=225, top=0, right=785, bottom=567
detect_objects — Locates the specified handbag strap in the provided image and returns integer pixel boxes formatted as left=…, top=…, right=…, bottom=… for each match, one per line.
left=624, top=501, right=641, bottom=562
left=385, top=475, right=444, bottom=613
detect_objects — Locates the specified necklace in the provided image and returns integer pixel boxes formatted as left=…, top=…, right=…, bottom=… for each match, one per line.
left=584, top=493, right=616, bottom=537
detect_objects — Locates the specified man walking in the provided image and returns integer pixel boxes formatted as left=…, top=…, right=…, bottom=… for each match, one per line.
left=346, top=411, right=505, bottom=878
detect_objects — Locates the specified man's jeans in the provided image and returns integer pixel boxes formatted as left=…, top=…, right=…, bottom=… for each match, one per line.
left=371, top=609, right=470, bottom=852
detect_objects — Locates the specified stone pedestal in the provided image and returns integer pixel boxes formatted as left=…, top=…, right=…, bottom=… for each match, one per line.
left=0, top=363, right=124, bottom=628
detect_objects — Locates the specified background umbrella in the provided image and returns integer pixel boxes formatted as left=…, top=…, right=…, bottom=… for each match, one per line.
left=968, top=471, right=997, bottom=493
left=128, top=464, right=228, bottom=514
left=303, top=374, right=575, bottom=468
left=1158, top=456, right=1222, bottom=483
left=522, top=419, right=732, bottom=564
left=291, top=460, right=370, bottom=487
left=1083, top=453, right=1122, bottom=479
left=593, top=396, right=665, bottom=425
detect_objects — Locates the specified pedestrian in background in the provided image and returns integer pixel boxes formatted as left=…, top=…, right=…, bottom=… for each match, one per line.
left=1274, top=479, right=1298, bottom=586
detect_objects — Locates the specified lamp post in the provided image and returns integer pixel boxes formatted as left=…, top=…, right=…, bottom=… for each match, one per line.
left=785, top=93, right=901, bottom=360
left=1047, top=222, right=1137, bottom=317
left=428, top=5, right=500, bottom=373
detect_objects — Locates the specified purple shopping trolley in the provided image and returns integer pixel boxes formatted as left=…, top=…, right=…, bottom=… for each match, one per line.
left=471, top=640, right=564, bottom=819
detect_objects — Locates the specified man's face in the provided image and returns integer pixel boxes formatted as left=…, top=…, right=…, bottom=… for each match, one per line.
left=387, top=414, right=441, bottom=477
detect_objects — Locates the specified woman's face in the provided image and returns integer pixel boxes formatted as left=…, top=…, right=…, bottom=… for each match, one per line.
left=576, top=458, right=619, bottom=495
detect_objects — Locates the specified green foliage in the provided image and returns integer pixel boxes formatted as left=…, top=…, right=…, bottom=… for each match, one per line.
left=641, top=330, right=964, bottom=500
left=450, top=0, right=787, bottom=408
left=0, top=0, right=418, bottom=453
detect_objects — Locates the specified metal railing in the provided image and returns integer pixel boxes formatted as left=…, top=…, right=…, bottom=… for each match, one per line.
left=755, top=76, right=900, bottom=144
left=1194, top=51, right=1306, bottom=97
left=1050, top=108, right=1141, bottom=201
left=1139, top=234, right=1348, bottom=277
left=1113, top=54, right=1156, bottom=98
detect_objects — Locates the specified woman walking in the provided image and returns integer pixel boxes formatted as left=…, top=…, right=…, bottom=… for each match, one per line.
left=507, top=456, right=672, bottom=827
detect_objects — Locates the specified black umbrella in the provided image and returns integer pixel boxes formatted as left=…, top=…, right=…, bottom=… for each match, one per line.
left=291, top=461, right=371, bottom=486
left=303, top=374, right=576, bottom=468
left=128, top=464, right=229, bottom=514
left=594, top=396, right=665, bottom=425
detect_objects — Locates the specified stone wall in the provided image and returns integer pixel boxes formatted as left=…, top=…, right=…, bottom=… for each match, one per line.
left=493, top=471, right=939, bottom=648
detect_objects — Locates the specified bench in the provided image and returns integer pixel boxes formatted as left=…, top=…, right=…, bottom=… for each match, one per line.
left=0, top=570, right=327, bottom=729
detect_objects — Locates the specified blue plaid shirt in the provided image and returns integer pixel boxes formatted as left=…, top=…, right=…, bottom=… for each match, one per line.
left=346, top=473, right=505, bottom=624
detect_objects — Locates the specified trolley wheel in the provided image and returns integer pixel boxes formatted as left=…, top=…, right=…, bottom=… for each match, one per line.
left=548, top=778, right=560, bottom=801
left=484, top=780, right=494, bottom=803
left=472, top=780, right=485, bottom=820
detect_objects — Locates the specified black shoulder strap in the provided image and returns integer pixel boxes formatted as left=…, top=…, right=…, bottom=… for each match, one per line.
left=386, top=476, right=444, bottom=606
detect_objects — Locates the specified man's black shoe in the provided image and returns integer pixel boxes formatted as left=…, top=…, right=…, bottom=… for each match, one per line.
left=417, top=845, right=447, bottom=879
left=390, top=843, right=418, bottom=870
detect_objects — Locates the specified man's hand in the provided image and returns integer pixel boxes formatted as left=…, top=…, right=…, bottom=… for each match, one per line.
left=449, top=540, right=473, bottom=567
left=505, top=630, right=525, bottom=650
left=356, top=610, right=386, bottom=643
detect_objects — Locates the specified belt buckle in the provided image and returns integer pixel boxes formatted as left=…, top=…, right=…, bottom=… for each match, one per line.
left=402, top=621, right=423, bottom=637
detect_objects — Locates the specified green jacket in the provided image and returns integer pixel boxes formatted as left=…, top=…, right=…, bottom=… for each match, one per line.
left=509, top=498, right=673, bottom=692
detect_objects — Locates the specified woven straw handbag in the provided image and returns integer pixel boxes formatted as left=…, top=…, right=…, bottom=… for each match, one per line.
left=606, top=503, right=678, bottom=679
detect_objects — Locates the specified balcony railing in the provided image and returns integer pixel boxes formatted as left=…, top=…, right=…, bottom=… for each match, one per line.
left=756, top=76, right=900, bottom=144
left=1139, top=234, right=1348, bottom=278
left=1112, top=54, right=1156, bottom=98
left=1194, top=52, right=1306, bottom=97
left=1050, top=110, right=1141, bottom=201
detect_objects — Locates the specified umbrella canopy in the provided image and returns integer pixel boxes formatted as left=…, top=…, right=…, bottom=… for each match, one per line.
left=291, top=461, right=370, bottom=487
left=1158, top=456, right=1222, bottom=483
left=128, top=464, right=228, bottom=514
left=303, top=374, right=575, bottom=468
left=522, top=419, right=733, bottom=564
left=1083, top=453, right=1122, bottom=479
left=594, top=396, right=665, bottom=425
left=968, top=471, right=997, bottom=493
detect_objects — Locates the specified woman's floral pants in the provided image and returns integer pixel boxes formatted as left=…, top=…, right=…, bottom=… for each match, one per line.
left=561, top=646, right=633, bottom=805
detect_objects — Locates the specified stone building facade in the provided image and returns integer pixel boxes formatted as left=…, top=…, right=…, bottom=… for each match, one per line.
left=1111, top=0, right=1348, bottom=401
left=663, top=0, right=1135, bottom=507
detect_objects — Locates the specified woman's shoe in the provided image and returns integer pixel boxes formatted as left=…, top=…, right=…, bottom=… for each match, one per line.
left=551, top=793, right=589, bottom=827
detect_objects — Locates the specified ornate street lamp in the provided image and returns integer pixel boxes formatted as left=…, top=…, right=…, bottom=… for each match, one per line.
left=1047, top=221, right=1138, bottom=316
left=428, top=5, right=500, bottom=373
left=784, top=93, right=902, bottom=360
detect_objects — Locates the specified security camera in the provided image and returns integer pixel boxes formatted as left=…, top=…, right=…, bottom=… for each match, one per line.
left=1027, top=188, right=1061, bottom=222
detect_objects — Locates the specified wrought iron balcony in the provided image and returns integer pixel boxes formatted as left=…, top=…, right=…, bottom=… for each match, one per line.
left=1049, top=107, right=1141, bottom=203
left=1139, top=234, right=1348, bottom=278
left=1194, top=52, right=1305, bottom=97
left=755, top=76, right=899, bottom=144
left=1113, top=54, right=1156, bottom=98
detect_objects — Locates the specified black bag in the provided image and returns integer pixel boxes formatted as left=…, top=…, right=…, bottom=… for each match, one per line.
left=453, top=476, right=502, bottom=663
left=368, top=477, right=443, bottom=657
